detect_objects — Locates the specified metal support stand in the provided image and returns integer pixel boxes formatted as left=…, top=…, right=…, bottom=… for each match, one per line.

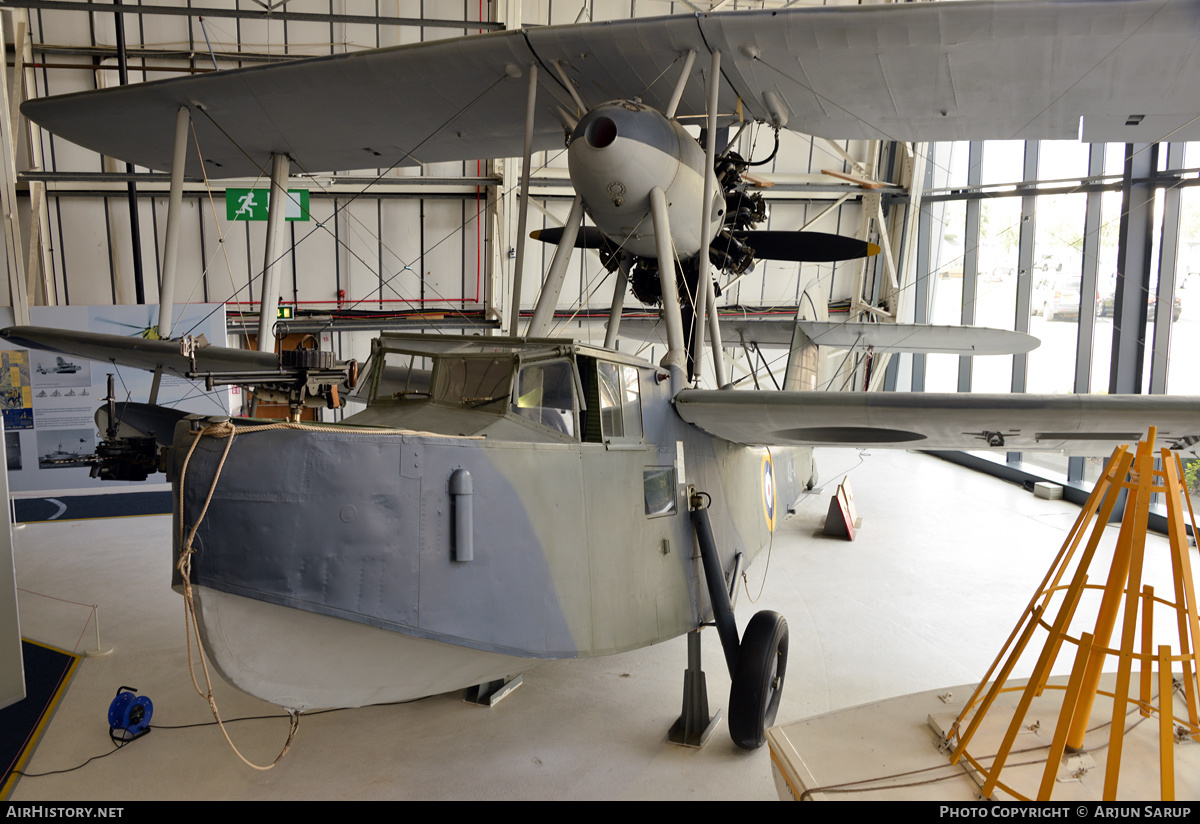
left=668, top=629, right=721, bottom=747
left=462, top=674, right=524, bottom=707
left=945, top=427, right=1200, bottom=800
left=83, top=604, right=114, bottom=657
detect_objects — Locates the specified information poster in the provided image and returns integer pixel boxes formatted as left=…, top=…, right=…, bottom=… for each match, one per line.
left=0, top=304, right=230, bottom=493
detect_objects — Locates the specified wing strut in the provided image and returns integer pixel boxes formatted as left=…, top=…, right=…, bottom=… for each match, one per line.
left=650, top=187, right=687, bottom=374
left=693, top=50, right=719, bottom=385
left=526, top=195, right=584, bottom=337
left=603, top=253, right=632, bottom=349
left=256, top=152, right=291, bottom=355
left=506, top=63, right=539, bottom=337
left=157, top=105, right=192, bottom=340
left=663, top=49, right=697, bottom=120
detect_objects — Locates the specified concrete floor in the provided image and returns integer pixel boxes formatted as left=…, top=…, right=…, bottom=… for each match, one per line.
left=6, top=447, right=1150, bottom=800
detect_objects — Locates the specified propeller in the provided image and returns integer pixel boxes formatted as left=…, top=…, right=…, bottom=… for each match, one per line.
left=530, top=226, right=609, bottom=249
left=727, top=231, right=879, bottom=263
left=530, top=226, right=879, bottom=264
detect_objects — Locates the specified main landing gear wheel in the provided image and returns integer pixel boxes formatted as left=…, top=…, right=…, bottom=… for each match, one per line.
left=728, top=610, right=789, bottom=750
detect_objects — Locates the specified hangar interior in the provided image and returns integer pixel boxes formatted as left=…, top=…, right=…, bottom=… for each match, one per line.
left=0, top=0, right=1198, bottom=801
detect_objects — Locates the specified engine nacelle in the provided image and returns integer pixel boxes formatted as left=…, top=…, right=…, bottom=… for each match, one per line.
left=567, top=101, right=725, bottom=260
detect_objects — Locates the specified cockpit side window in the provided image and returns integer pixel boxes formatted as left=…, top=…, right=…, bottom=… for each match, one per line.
left=597, top=362, right=642, bottom=440
left=513, top=359, right=577, bottom=436
left=578, top=357, right=643, bottom=443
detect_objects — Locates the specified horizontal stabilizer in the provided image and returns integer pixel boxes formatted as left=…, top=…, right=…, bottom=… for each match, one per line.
left=616, top=317, right=1039, bottom=355
left=675, top=389, right=1200, bottom=455
left=731, top=232, right=880, bottom=263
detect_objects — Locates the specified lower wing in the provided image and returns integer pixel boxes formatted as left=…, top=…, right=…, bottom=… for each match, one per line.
left=0, top=326, right=279, bottom=377
left=674, top=390, right=1200, bottom=455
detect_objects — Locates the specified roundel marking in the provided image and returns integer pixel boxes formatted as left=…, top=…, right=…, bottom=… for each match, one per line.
left=762, top=452, right=776, bottom=533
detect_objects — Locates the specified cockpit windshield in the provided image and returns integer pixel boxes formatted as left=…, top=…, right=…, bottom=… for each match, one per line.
left=430, top=356, right=514, bottom=409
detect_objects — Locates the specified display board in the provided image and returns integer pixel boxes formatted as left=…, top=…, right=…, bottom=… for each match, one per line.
left=0, top=304, right=230, bottom=493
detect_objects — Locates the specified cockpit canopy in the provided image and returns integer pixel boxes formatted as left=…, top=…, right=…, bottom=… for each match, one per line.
left=360, top=333, right=648, bottom=443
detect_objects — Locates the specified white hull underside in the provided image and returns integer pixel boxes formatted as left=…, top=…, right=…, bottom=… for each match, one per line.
left=190, top=586, right=545, bottom=710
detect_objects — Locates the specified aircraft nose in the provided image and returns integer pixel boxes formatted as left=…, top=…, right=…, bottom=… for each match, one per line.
left=584, top=115, right=617, bottom=149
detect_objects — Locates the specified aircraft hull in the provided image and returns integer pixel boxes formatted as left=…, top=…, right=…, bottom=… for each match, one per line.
left=188, top=584, right=541, bottom=710
left=168, top=407, right=805, bottom=709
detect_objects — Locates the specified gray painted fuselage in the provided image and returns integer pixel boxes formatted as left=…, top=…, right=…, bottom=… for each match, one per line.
left=170, top=335, right=807, bottom=706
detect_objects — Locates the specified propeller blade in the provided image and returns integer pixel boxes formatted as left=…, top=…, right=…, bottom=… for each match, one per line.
left=530, top=226, right=609, bottom=249
left=733, top=231, right=880, bottom=263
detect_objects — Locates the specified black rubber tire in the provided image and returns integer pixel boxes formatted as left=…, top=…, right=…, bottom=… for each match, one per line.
left=728, top=610, right=789, bottom=750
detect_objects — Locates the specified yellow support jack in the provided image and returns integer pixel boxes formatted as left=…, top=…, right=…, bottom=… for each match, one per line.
left=947, top=427, right=1200, bottom=801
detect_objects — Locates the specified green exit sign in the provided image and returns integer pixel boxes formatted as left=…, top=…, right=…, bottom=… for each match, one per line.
left=277, top=306, right=293, bottom=319
left=226, top=188, right=311, bottom=221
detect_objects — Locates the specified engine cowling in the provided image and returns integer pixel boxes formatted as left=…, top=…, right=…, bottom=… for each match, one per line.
left=567, top=101, right=725, bottom=260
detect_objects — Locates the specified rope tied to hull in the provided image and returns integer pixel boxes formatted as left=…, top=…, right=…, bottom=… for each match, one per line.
left=174, top=415, right=476, bottom=767
left=176, top=418, right=300, bottom=770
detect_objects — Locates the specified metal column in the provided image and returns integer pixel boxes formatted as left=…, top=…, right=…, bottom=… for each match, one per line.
left=0, top=15, right=29, bottom=325
left=957, top=141, right=983, bottom=393
left=1109, top=143, right=1157, bottom=395
left=1067, top=143, right=1107, bottom=484
left=113, top=0, right=147, bottom=305
left=911, top=156, right=936, bottom=391
left=1008, top=141, right=1039, bottom=463
left=1149, top=142, right=1185, bottom=395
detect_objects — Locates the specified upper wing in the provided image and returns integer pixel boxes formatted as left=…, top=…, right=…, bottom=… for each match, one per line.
left=673, top=389, right=1200, bottom=455
left=21, top=0, right=1200, bottom=176
left=0, top=326, right=279, bottom=379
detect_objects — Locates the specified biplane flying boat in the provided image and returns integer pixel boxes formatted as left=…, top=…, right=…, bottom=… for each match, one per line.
left=7, top=0, right=1200, bottom=750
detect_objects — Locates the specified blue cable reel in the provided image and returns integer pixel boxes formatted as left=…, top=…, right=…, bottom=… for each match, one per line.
left=108, top=686, right=153, bottom=744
